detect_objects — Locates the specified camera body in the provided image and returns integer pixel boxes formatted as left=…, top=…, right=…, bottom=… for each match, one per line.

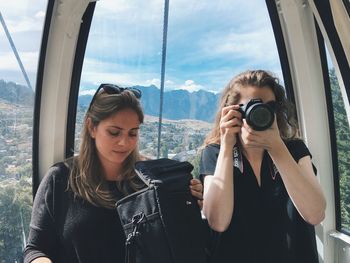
left=238, top=99, right=275, bottom=131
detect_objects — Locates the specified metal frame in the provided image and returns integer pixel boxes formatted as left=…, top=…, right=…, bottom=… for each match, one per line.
left=65, top=2, right=96, bottom=158
left=32, top=0, right=55, bottom=197
left=33, top=0, right=94, bottom=194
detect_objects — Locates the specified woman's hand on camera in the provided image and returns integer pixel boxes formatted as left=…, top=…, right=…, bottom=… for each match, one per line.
left=240, top=116, right=283, bottom=151
left=220, top=105, right=242, bottom=147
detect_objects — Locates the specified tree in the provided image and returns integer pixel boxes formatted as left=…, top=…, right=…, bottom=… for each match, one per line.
left=186, top=151, right=201, bottom=179
left=161, top=144, right=169, bottom=158
left=0, top=177, right=32, bottom=262
left=329, top=68, right=350, bottom=230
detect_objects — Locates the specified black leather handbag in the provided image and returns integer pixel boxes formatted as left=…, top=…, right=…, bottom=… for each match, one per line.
left=116, top=158, right=207, bottom=263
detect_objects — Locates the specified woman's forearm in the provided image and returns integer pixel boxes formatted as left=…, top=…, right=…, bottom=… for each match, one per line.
left=269, top=143, right=326, bottom=225
left=203, top=145, right=234, bottom=232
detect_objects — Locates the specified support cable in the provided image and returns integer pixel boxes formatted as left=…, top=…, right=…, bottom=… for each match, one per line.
left=0, top=11, right=33, bottom=90
left=157, top=0, right=170, bottom=158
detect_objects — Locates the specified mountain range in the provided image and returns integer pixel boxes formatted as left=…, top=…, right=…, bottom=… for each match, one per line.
left=0, top=80, right=35, bottom=106
left=0, top=80, right=219, bottom=122
left=80, top=85, right=220, bottom=122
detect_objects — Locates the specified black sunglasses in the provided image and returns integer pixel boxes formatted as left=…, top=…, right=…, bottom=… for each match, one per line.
left=88, top=83, right=142, bottom=111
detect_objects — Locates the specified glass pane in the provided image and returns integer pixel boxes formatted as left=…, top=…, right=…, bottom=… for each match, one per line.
left=329, top=77, right=350, bottom=233
left=0, top=1, right=46, bottom=261
left=162, top=0, right=283, bottom=177
left=326, top=50, right=350, bottom=232
left=76, top=0, right=283, bottom=178
left=76, top=0, right=164, bottom=157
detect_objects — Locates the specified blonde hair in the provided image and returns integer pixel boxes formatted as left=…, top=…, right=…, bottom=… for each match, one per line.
left=67, top=90, right=144, bottom=209
left=204, top=70, right=299, bottom=146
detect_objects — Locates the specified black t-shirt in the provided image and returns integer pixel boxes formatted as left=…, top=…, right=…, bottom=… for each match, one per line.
left=200, top=139, right=319, bottom=263
left=23, top=162, right=126, bottom=263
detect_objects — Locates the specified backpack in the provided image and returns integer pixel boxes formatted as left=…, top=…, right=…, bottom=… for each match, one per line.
left=116, top=158, right=208, bottom=263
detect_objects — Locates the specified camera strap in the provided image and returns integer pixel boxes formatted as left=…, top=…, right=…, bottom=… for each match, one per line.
left=233, top=146, right=244, bottom=174
left=269, top=160, right=279, bottom=180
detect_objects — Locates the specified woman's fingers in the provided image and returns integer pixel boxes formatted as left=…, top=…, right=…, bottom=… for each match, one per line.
left=221, top=105, right=240, bottom=116
left=190, top=179, right=203, bottom=200
left=221, top=118, right=242, bottom=128
left=220, top=106, right=242, bottom=131
left=190, top=178, right=204, bottom=209
left=221, top=107, right=241, bottom=121
left=190, top=179, right=203, bottom=192
left=241, top=118, right=281, bottom=150
left=191, top=189, right=203, bottom=200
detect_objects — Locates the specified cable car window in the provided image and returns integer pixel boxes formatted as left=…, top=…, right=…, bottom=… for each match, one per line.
left=161, top=0, right=283, bottom=176
left=76, top=0, right=283, bottom=178
left=325, top=48, right=350, bottom=234
left=75, top=0, right=164, bottom=156
left=0, top=0, right=47, bottom=261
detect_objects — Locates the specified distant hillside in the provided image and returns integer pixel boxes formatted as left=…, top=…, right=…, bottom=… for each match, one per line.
left=144, top=114, right=213, bottom=130
left=0, top=80, right=34, bottom=106
left=0, top=80, right=219, bottom=122
left=80, top=85, right=220, bottom=122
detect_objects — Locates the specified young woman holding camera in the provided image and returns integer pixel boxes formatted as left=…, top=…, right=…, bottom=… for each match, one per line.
left=200, top=70, right=326, bottom=263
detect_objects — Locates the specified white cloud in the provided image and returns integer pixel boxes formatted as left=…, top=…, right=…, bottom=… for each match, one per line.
left=179, top=80, right=204, bottom=92
left=225, top=32, right=275, bottom=59
left=0, top=4, right=46, bottom=35
left=145, top=78, right=160, bottom=87
left=79, top=89, right=96, bottom=96
left=81, top=71, right=142, bottom=87
left=35, top=11, right=45, bottom=19
left=97, top=0, right=163, bottom=21
left=143, top=79, right=176, bottom=89
left=0, top=51, right=39, bottom=72
left=0, top=53, right=18, bottom=70
left=199, top=27, right=279, bottom=68
left=0, top=0, right=283, bottom=93
left=80, top=58, right=161, bottom=88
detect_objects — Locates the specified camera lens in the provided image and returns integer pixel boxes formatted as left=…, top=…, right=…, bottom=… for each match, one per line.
left=246, top=104, right=274, bottom=131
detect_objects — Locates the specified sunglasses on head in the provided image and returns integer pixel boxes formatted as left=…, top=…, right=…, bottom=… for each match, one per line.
left=88, top=83, right=142, bottom=111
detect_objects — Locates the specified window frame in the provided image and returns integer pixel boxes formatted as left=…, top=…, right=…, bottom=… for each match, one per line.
left=32, top=0, right=55, bottom=197
left=314, top=0, right=350, bottom=234
left=65, top=2, right=96, bottom=159
left=265, top=0, right=295, bottom=105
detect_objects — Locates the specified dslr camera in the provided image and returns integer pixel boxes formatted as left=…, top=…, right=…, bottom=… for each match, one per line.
left=238, top=98, right=276, bottom=131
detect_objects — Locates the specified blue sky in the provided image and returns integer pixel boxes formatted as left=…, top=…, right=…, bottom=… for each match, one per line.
left=0, top=0, right=284, bottom=94
left=0, top=1, right=45, bottom=90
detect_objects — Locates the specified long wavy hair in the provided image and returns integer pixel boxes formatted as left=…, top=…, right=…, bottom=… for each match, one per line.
left=67, top=90, right=144, bottom=209
left=204, top=70, right=299, bottom=146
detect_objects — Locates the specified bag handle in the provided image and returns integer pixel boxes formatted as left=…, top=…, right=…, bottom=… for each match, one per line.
left=134, top=169, right=163, bottom=187
left=134, top=169, right=150, bottom=186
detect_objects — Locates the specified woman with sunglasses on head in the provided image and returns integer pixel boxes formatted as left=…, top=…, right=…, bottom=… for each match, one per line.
left=200, top=70, right=326, bottom=263
left=23, top=84, right=203, bottom=263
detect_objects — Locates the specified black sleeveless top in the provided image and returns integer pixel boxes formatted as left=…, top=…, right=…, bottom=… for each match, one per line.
left=200, top=139, right=319, bottom=263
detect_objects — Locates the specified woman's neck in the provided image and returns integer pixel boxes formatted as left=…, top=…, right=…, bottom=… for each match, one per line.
left=242, top=147, right=264, bottom=162
left=100, top=160, right=123, bottom=181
